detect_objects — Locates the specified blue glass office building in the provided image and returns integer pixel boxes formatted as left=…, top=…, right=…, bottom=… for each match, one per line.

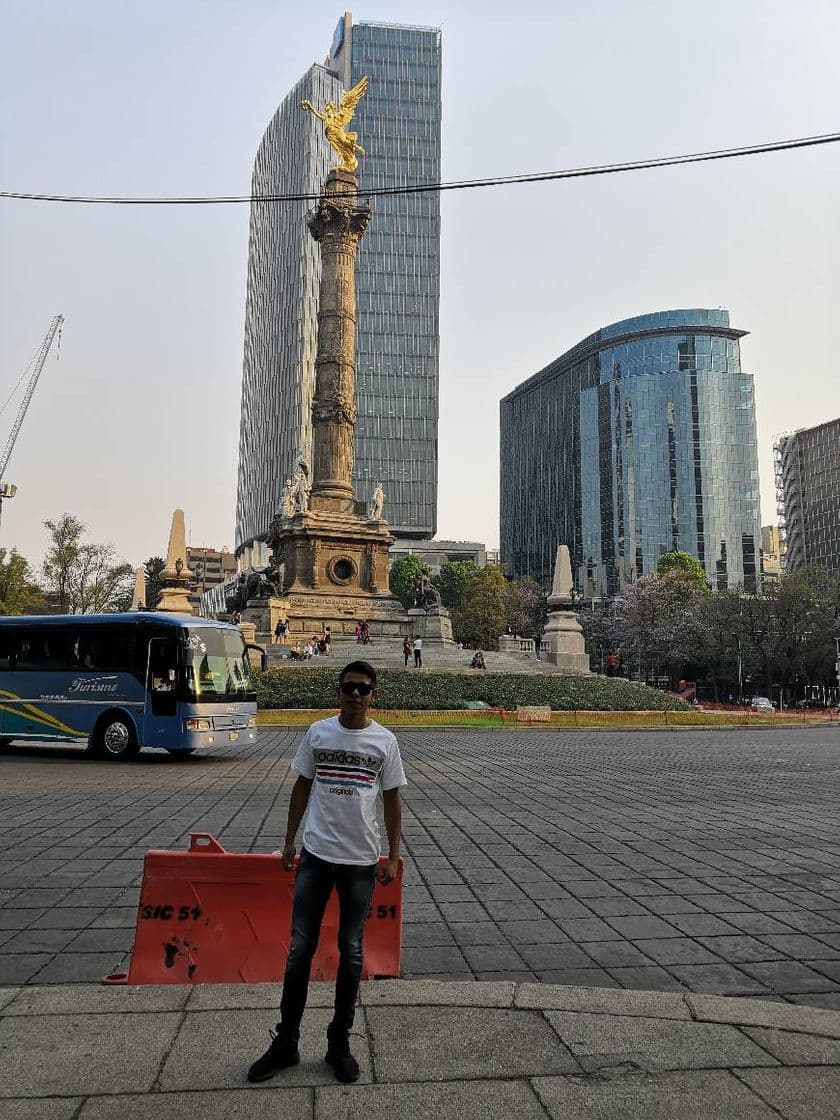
left=236, top=14, right=441, bottom=564
left=500, top=310, right=761, bottom=593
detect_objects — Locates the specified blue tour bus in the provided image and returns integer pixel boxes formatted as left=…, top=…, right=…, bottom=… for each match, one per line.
left=0, top=613, right=264, bottom=761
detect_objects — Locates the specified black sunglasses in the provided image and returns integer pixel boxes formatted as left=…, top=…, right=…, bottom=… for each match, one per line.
left=339, top=681, right=374, bottom=696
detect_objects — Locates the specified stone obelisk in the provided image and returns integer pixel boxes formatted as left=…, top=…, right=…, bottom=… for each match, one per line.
left=543, top=545, right=590, bottom=673
left=157, top=509, right=194, bottom=614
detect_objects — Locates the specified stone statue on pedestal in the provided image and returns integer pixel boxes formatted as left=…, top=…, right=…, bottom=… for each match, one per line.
left=369, top=482, right=385, bottom=520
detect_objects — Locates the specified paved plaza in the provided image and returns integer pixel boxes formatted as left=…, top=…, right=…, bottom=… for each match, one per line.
left=1, top=727, right=839, bottom=1005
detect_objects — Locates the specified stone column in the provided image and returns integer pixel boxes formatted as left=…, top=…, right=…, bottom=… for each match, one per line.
left=307, top=169, right=371, bottom=515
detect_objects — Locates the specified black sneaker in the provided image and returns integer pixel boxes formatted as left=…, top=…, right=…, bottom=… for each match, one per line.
left=325, top=1036, right=360, bottom=1083
left=247, top=1028, right=300, bottom=1083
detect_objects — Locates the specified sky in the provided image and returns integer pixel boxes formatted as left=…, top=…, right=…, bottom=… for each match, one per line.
left=1, top=0, right=839, bottom=574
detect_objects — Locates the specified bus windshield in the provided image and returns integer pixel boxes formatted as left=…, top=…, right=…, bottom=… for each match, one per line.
left=181, top=626, right=255, bottom=703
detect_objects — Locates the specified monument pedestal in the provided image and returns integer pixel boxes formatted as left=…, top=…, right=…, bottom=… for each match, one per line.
left=407, top=607, right=454, bottom=646
left=257, top=510, right=408, bottom=638
left=543, top=614, right=590, bottom=673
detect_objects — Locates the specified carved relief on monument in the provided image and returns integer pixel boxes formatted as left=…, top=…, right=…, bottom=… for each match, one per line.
left=311, top=541, right=321, bottom=589
left=365, top=543, right=378, bottom=592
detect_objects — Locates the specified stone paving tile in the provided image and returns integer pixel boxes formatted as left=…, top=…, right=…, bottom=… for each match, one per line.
left=695, top=935, right=786, bottom=963
left=582, top=940, right=657, bottom=968
left=544, top=1010, right=778, bottom=1073
left=400, top=946, right=471, bottom=975
left=160, top=1007, right=372, bottom=1090
left=0, top=1099, right=81, bottom=1119
left=743, top=1025, right=840, bottom=1065
left=0, top=1011, right=182, bottom=1097
left=5, top=982, right=189, bottom=1015
left=446, top=921, right=511, bottom=946
left=461, top=945, right=526, bottom=971
left=366, top=1005, right=578, bottom=1081
left=31, top=953, right=122, bottom=984
left=739, top=960, right=840, bottom=994
left=2, top=929, right=78, bottom=954
left=640, top=896, right=704, bottom=915
left=723, top=912, right=799, bottom=936
left=686, top=992, right=840, bottom=1036
left=632, top=937, right=722, bottom=966
left=761, top=934, right=840, bottom=959
left=515, top=984, right=690, bottom=1017
left=0, top=910, right=45, bottom=930
left=665, top=913, right=742, bottom=936
left=537, top=968, right=621, bottom=987
left=518, top=944, right=594, bottom=971
left=315, top=1079, right=548, bottom=1120
left=402, top=923, right=456, bottom=948
left=807, top=960, right=840, bottom=983
left=0, top=955, right=51, bottom=984
left=769, top=910, right=840, bottom=934
left=606, top=965, right=688, bottom=992
left=606, top=916, right=683, bottom=940
left=736, top=1068, right=840, bottom=1120
left=532, top=1070, right=779, bottom=1119
left=77, top=1089, right=313, bottom=1120
left=668, top=964, right=772, bottom=997
left=557, top=917, right=621, bottom=942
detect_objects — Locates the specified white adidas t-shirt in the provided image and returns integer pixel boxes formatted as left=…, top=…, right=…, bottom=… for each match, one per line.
left=291, top=715, right=407, bottom=865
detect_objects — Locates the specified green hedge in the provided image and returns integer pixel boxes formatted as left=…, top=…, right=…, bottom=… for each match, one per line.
left=255, top=667, right=688, bottom=712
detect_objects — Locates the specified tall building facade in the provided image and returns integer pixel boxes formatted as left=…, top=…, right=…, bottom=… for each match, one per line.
left=500, top=310, right=762, bottom=593
left=236, top=13, right=441, bottom=566
left=775, top=418, right=840, bottom=574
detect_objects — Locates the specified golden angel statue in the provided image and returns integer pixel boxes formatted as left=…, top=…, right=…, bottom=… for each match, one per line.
left=301, top=76, right=369, bottom=172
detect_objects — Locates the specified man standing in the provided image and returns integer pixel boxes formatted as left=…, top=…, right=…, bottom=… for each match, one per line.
left=247, top=661, right=406, bottom=1085
left=412, top=634, right=422, bottom=668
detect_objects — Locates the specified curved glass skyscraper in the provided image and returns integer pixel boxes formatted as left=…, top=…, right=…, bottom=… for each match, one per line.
left=500, top=310, right=761, bottom=593
left=236, top=14, right=441, bottom=565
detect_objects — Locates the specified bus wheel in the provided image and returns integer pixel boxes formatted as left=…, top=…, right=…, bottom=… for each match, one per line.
left=166, top=748, right=195, bottom=758
left=91, top=716, right=139, bottom=761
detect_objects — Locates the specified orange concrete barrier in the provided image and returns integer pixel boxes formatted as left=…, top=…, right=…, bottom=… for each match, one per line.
left=103, top=833, right=402, bottom=985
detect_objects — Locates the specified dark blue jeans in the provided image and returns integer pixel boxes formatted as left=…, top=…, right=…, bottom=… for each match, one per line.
left=279, top=848, right=377, bottom=1044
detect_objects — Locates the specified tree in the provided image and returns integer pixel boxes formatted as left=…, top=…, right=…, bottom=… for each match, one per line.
left=452, top=564, right=509, bottom=650
left=389, top=552, right=430, bottom=609
left=42, top=514, right=85, bottom=613
left=434, top=560, right=478, bottom=612
left=656, top=550, right=710, bottom=592
left=506, top=577, right=548, bottom=640
left=68, top=544, right=134, bottom=613
left=144, top=556, right=165, bottom=609
left=42, top=515, right=133, bottom=614
left=0, top=548, right=45, bottom=615
left=621, top=571, right=707, bottom=685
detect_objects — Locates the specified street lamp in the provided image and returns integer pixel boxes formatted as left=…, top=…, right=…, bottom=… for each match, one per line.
left=0, top=482, right=17, bottom=543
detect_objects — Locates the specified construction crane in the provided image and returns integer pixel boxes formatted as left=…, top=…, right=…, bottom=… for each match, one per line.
left=0, top=314, right=64, bottom=542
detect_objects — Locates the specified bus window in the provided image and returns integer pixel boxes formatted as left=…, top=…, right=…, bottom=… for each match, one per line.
left=148, top=638, right=178, bottom=717
left=72, top=628, right=135, bottom=674
left=13, top=630, right=72, bottom=671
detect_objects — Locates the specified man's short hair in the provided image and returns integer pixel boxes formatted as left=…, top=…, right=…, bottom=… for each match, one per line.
left=339, top=660, right=377, bottom=686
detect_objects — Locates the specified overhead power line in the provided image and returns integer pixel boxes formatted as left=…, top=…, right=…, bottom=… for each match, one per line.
left=2, top=130, right=838, bottom=206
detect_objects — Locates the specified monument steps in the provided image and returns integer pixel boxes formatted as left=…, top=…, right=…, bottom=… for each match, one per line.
left=265, top=639, right=563, bottom=675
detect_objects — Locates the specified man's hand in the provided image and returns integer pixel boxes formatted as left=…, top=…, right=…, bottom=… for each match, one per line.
left=282, top=843, right=296, bottom=871
left=377, top=858, right=398, bottom=884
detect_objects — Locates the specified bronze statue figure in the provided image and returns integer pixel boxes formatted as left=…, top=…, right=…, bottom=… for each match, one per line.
left=301, top=76, right=369, bottom=172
